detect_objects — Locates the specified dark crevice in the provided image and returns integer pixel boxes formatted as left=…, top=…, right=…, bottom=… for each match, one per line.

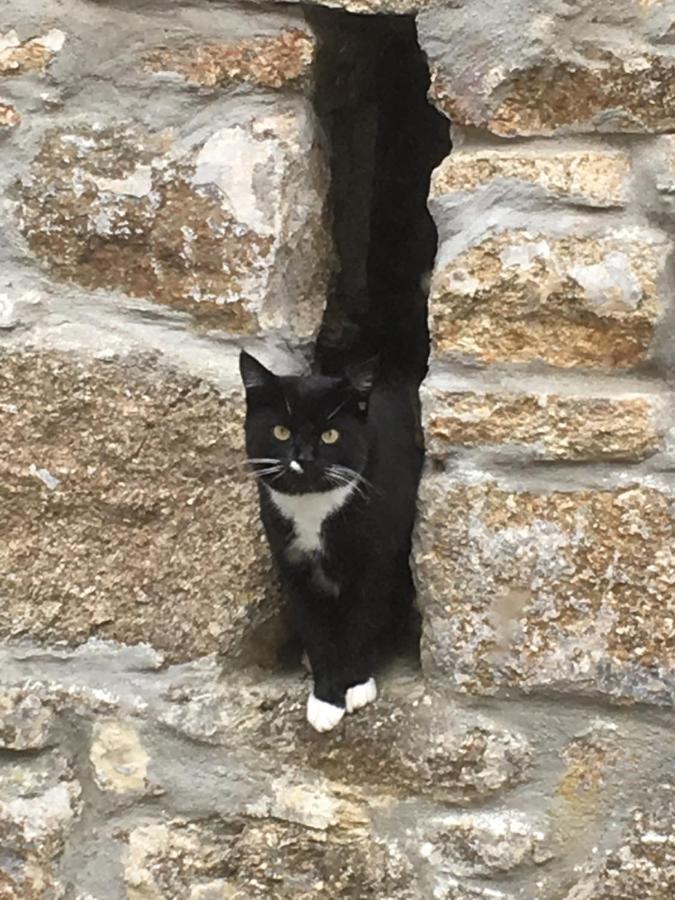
left=306, top=8, right=451, bottom=385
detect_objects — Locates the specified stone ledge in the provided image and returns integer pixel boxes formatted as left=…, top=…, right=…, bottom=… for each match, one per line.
left=431, top=147, right=631, bottom=208
left=429, top=229, right=670, bottom=369
left=422, top=383, right=664, bottom=462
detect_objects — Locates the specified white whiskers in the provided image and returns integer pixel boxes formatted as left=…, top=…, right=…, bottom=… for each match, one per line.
left=244, top=458, right=284, bottom=482
left=326, top=465, right=373, bottom=499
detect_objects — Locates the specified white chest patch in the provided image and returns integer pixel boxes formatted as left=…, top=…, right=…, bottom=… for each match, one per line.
left=267, top=484, right=354, bottom=555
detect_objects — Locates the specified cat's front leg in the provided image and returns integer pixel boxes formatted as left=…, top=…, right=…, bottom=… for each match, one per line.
left=305, top=646, right=350, bottom=733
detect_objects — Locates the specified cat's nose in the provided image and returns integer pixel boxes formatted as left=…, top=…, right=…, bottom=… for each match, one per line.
left=298, top=447, right=314, bottom=463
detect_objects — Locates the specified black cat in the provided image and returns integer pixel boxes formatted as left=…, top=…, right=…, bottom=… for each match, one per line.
left=240, top=350, right=422, bottom=732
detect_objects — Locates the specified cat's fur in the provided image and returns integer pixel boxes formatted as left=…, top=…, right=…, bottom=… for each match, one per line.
left=240, top=351, right=422, bottom=732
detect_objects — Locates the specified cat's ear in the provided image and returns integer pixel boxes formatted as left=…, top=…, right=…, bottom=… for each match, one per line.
left=239, top=350, right=277, bottom=392
left=347, top=356, right=378, bottom=397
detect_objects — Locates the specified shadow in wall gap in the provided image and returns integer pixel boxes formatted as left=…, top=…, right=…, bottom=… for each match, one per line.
left=305, top=6, right=451, bottom=385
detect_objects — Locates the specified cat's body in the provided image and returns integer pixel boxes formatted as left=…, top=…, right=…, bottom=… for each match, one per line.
left=240, top=352, right=422, bottom=732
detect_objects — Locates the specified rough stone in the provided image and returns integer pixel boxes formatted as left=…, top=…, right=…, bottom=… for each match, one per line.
left=431, top=147, right=631, bottom=208
left=656, top=134, right=675, bottom=194
left=415, top=476, right=675, bottom=703
left=564, top=781, right=675, bottom=899
left=160, top=670, right=532, bottom=805
left=419, top=4, right=675, bottom=136
left=124, top=816, right=412, bottom=900
left=90, top=719, right=150, bottom=795
left=0, top=688, right=54, bottom=750
left=0, top=28, right=65, bottom=76
left=422, top=384, right=663, bottom=462
left=419, top=810, right=551, bottom=878
left=0, top=102, right=20, bottom=128
left=429, top=229, right=668, bottom=369
left=18, top=109, right=331, bottom=341
left=0, top=752, right=80, bottom=899
left=0, top=349, right=282, bottom=664
left=144, top=29, right=314, bottom=90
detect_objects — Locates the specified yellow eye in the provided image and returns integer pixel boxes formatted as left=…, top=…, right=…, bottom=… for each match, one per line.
left=273, top=425, right=291, bottom=441
left=321, top=429, right=340, bottom=445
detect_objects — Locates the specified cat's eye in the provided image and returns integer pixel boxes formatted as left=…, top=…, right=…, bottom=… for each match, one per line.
left=321, top=429, right=340, bottom=445
left=273, top=425, right=291, bottom=441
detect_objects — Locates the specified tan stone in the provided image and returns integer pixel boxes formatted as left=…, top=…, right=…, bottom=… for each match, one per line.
left=0, top=29, right=65, bottom=77
left=0, top=753, right=79, bottom=899
left=18, top=113, right=330, bottom=341
left=125, top=817, right=411, bottom=900
left=0, top=350, right=282, bottom=664
left=0, top=689, right=54, bottom=750
left=429, top=230, right=667, bottom=368
left=431, top=148, right=630, bottom=207
left=423, top=811, right=551, bottom=877
left=90, top=719, right=150, bottom=794
left=430, top=53, right=675, bottom=136
left=415, top=477, right=675, bottom=703
left=423, top=388, right=662, bottom=461
left=144, top=29, right=314, bottom=90
left=0, top=102, right=20, bottom=128
left=656, top=134, right=675, bottom=193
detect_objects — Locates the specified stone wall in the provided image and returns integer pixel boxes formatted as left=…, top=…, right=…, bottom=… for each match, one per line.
left=1, top=1, right=674, bottom=898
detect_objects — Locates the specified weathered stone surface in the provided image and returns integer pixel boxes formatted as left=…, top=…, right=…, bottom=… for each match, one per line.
left=564, top=781, right=675, bottom=899
left=419, top=811, right=551, bottom=878
left=656, top=134, right=675, bottom=194
left=419, top=3, right=675, bottom=136
left=429, top=56, right=675, bottom=137
left=0, top=349, right=280, bottom=664
left=0, top=752, right=80, bottom=899
left=300, top=0, right=424, bottom=12
left=431, top=148, right=630, bottom=208
left=145, top=29, right=314, bottom=90
left=124, top=816, right=412, bottom=900
left=415, top=476, right=675, bottom=703
left=422, top=384, right=663, bottom=462
left=0, top=28, right=65, bottom=76
left=429, top=229, right=668, bottom=368
left=0, top=688, right=54, bottom=750
left=548, top=721, right=622, bottom=855
left=0, top=102, right=20, bottom=128
left=18, top=107, right=330, bottom=341
left=160, top=671, right=532, bottom=806
left=90, top=719, right=150, bottom=795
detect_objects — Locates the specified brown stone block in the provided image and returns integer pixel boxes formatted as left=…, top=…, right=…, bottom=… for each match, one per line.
left=423, top=387, right=663, bottom=462
left=431, top=148, right=630, bottom=207
left=18, top=112, right=331, bottom=341
left=415, top=477, right=675, bottom=703
left=429, top=230, right=668, bottom=369
left=144, top=28, right=314, bottom=90
left=0, top=350, right=281, bottom=664
left=124, top=816, right=412, bottom=900
left=430, top=53, right=675, bottom=136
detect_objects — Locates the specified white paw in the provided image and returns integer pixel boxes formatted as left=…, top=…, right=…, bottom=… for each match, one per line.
left=307, top=693, right=345, bottom=733
left=345, top=677, right=377, bottom=713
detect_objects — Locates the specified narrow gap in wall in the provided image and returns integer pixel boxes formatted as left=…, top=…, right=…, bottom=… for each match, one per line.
left=307, top=7, right=451, bottom=665
left=307, top=8, right=450, bottom=385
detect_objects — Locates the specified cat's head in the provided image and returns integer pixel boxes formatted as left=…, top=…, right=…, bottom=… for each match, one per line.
left=239, top=351, right=375, bottom=495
